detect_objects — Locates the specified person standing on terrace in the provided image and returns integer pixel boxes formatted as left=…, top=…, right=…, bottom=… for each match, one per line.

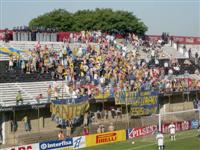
left=16, top=91, right=23, bottom=105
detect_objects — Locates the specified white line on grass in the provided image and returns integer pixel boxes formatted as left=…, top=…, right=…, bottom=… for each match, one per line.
left=125, top=133, right=198, bottom=150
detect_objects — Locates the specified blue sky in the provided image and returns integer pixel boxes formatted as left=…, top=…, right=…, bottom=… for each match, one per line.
left=0, top=0, right=199, bottom=36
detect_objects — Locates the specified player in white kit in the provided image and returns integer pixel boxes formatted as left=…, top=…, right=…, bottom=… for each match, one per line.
left=156, top=131, right=164, bottom=150
left=168, top=122, right=176, bottom=141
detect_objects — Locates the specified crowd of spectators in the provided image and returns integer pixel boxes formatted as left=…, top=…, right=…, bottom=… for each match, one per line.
left=3, top=31, right=200, bottom=140
left=6, top=31, right=200, bottom=101
left=193, top=99, right=200, bottom=109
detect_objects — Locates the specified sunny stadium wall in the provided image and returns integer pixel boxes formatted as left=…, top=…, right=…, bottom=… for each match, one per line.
left=1, top=130, right=126, bottom=150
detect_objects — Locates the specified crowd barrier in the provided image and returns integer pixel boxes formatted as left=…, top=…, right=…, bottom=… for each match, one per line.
left=2, top=119, right=199, bottom=150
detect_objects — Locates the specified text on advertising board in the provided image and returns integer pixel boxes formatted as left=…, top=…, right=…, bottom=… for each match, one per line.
left=85, top=130, right=126, bottom=147
left=96, top=133, right=117, bottom=144
left=40, top=138, right=72, bottom=150
left=128, top=125, right=157, bottom=139
left=7, top=143, right=39, bottom=150
left=10, top=146, right=33, bottom=150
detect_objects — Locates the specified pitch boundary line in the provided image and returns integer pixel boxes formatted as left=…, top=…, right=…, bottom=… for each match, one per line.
left=125, top=132, right=198, bottom=150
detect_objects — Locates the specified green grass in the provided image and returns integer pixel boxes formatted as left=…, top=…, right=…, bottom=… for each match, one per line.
left=82, top=130, right=200, bottom=150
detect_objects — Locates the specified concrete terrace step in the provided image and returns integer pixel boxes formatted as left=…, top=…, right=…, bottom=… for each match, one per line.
left=162, top=46, right=186, bottom=59
left=16, top=130, right=60, bottom=145
left=0, top=81, right=72, bottom=107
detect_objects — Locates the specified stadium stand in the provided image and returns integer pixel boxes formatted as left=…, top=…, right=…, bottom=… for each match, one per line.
left=0, top=81, right=71, bottom=107
left=0, top=31, right=200, bottom=149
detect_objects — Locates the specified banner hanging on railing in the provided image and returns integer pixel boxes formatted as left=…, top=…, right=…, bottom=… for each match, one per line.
left=50, top=101, right=89, bottom=122
left=115, top=91, right=158, bottom=116
left=115, top=91, right=158, bottom=105
left=52, top=95, right=89, bottom=104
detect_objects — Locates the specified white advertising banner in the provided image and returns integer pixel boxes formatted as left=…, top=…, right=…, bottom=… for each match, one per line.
left=2, top=143, right=39, bottom=150
left=73, top=136, right=86, bottom=149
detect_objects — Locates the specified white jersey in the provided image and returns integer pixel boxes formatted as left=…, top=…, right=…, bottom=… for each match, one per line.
left=156, top=133, right=164, bottom=146
left=168, top=124, right=176, bottom=134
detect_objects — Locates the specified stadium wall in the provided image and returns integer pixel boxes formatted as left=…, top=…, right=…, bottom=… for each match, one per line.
left=0, top=108, right=57, bottom=146
left=148, top=35, right=200, bottom=45
left=1, top=30, right=200, bottom=45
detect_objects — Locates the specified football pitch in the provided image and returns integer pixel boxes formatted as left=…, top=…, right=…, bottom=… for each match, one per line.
left=82, top=130, right=200, bottom=150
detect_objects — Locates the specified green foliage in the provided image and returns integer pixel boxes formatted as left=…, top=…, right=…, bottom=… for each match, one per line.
left=29, top=8, right=148, bottom=35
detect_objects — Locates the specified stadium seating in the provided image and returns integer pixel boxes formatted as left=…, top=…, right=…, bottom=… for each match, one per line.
left=0, top=81, right=70, bottom=107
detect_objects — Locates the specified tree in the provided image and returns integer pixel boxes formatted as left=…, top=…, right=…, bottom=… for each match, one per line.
left=29, top=9, right=73, bottom=31
left=29, top=8, right=148, bottom=35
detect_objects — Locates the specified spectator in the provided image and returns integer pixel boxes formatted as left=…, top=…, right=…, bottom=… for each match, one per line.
left=101, top=125, right=105, bottom=133
left=54, top=87, right=59, bottom=100
left=16, top=91, right=23, bottom=105
left=8, top=55, right=13, bottom=70
left=35, top=93, right=43, bottom=103
left=47, top=85, right=52, bottom=102
left=21, top=59, right=25, bottom=73
left=83, top=112, right=88, bottom=126
left=188, top=48, right=191, bottom=58
left=10, top=120, right=17, bottom=132
left=58, top=131, right=65, bottom=140
left=108, top=122, right=115, bottom=132
left=83, top=126, right=89, bottom=135
left=111, top=108, right=116, bottom=119
left=97, top=125, right=101, bottom=133
left=66, top=125, right=71, bottom=137
left=23, top=115, right=30, bottom=132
